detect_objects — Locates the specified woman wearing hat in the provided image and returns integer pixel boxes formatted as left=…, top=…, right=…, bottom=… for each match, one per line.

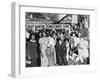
left=39, top=31, right=49, bottom=66
left=46, top=32, right=56, bottom=66
left=26, top=33, right=38, bottom=67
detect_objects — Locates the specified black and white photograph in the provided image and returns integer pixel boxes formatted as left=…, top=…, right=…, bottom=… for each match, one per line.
left=25, top=12, right=90, bottom=67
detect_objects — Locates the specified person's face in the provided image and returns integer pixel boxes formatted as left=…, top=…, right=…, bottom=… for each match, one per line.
left=31, top=35, right=35, bottom=40
left=39, top=33, right=42, bottom=37
left=53, top=33, right=56, bottom=38
left=75, top=25, right=77, bottom=28
left=57, top=32, right=60, bottom=37
left=78, top=33, right=81, bottom=37
left=72, top=33, right=75, bottom=37
left=60, top=33, right=64, bottom=40
left=66, top=30, right=69, bottom=34
left=84, top=37, right=88, bottom=41
left=65, top=40, right=68, bottom=44
left=43, top=32, right=46, bottom=37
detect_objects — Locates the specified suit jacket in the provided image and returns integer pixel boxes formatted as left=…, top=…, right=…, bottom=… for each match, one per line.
left=55, top=40, right=66, bottom=57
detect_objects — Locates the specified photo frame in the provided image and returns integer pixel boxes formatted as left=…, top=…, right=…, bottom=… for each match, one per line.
left=11, top=2, right=96, bottom=78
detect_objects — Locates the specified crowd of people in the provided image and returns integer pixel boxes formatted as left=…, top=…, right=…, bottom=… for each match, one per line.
left=26, top=24, right=90, bottom=67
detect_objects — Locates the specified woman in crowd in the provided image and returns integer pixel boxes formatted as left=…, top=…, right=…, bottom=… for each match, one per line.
left=26, top=33, right=38, bottom=67
left=46, top=33, right=56, bottom=66
left=78, top=33, right=89, bottom=64
left=67, top=32, right=80, bottom=65
left=71, top=32, right=79, bottom=55
left=39, top=31, right=48, bottom=67
left=26, top=24, right=89, bottom=66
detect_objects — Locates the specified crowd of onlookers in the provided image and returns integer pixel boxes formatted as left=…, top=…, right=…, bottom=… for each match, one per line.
left=26, top=23, right=90, bottom=67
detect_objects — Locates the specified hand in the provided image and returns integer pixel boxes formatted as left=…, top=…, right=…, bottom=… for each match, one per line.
left=27, top=56, right=31, bottom=60
left=26, top=60, right=31, bottom=64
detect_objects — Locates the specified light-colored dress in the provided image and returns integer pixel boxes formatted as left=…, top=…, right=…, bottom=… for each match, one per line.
left=65, top=43, right=70, bottom=61
left=39, top=37, right=48, bottom=67
left=78, top=38, right=89, bottom=63
left=46, top=36, right=56, bottom=66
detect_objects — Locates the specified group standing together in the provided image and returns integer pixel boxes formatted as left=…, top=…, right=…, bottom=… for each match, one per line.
left=26, top=25, right=89, bottom=67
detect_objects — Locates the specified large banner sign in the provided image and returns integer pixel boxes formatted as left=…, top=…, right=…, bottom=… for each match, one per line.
left=26, top=23, right=70, bottom=30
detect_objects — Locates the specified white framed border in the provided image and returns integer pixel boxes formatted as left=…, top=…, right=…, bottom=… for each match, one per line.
left=11, top=2, right=97, bottom=78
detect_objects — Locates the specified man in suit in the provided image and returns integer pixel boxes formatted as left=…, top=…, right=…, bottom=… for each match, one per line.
left=55, top=32, right=67, bottom=65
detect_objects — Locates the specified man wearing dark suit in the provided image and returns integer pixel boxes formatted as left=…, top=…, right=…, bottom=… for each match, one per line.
left=55, top=38, right=67, bottom=65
